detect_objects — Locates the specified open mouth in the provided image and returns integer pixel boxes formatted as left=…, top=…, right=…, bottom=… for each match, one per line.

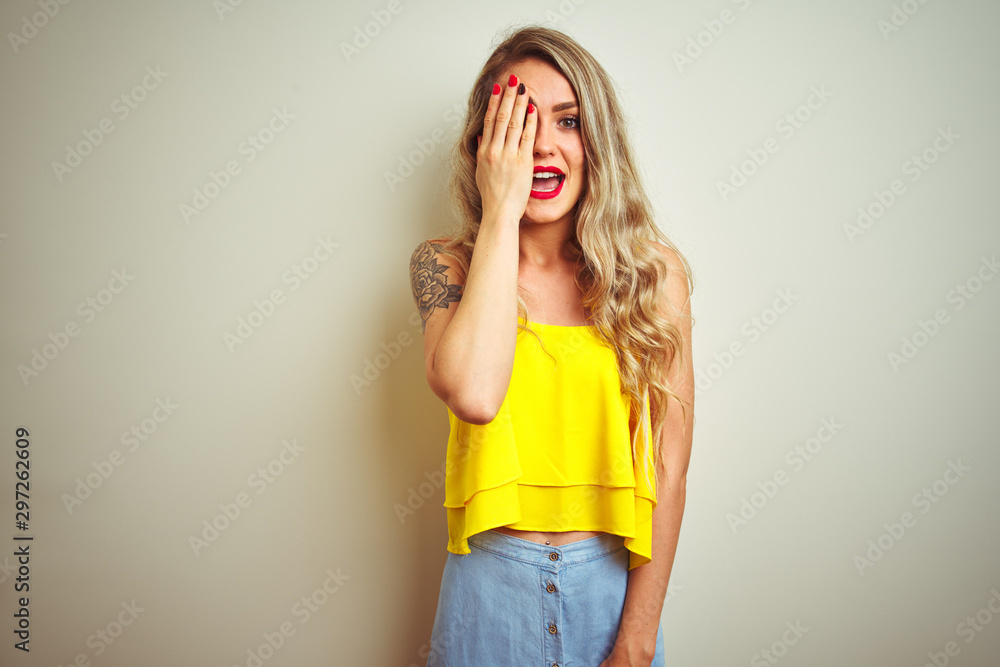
left=530, top=172, right=565, bottom=199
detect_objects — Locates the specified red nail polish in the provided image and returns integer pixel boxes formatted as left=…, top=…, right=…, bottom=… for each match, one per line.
left=492, top=83, right=501, bottom=95
left=528, top=102, right=535, bottom=114
left=508, top=74, right=517, bottom=87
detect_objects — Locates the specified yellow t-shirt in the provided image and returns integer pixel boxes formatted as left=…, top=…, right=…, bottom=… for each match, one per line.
left=443, top=318, right=657, bottom=570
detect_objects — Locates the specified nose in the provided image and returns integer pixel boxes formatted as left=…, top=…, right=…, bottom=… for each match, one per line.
left=533, top=116, right=555, bottom=159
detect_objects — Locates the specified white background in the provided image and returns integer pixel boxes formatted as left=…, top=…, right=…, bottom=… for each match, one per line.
left=1, top=0, right=998, bottom=665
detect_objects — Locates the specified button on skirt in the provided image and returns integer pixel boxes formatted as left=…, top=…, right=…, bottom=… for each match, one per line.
left=426, top=529, right=665, bottom=666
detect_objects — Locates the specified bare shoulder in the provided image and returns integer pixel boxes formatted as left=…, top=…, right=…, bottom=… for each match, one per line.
left=647, top=240, right=692, bottom=314
left=409, top=237, right=464, bottom=333
left=409, top=237, right=463, bottom=277
left=649, top=241, right=686, bottom=276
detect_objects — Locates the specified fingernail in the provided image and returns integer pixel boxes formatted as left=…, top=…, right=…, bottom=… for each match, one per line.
left=518, top=82, right=525, bottom=95
left=528, top=102, right=535, bottom=114
left=508, top=74, right=517, bottom=87
left=492, top=83, right=501, bottom=95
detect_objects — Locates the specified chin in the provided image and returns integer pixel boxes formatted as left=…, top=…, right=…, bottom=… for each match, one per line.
left=525, top=197, right=580, bottom=223
left=523, top=206, right=572, bottom=224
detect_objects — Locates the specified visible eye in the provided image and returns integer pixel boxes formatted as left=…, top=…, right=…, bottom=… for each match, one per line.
left=559, top=116, right=580, bottom=130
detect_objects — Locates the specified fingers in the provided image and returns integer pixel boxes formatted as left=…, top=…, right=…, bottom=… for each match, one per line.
left=481, top=74, right=523, bottom=156
left=479, top=83, right=501, bottom=149
left=505, top=80, right=531, bottom=154
left=518, top=100, right=537, bottom=155
left=493, top=75, right=519, bottom=151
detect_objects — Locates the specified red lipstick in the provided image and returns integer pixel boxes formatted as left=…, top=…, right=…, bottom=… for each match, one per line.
left=530, top=165, right=565, bottom=200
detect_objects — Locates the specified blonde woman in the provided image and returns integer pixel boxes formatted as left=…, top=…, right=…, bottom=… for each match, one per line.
left=410, top=25, right=694, bottom=667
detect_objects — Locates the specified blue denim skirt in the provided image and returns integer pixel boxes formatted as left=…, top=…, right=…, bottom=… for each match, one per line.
left=426, top=529, right=665, bottom=666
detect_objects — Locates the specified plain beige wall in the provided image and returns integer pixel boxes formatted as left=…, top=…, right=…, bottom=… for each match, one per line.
left=2, top=0, right=998, bottom=665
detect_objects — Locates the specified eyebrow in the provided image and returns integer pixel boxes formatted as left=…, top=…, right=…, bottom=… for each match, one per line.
left=527, top=98, right=578, bottom=113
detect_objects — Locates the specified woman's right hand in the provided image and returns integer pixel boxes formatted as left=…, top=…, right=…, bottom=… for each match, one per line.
left=476, top=74, right=537, bottom=222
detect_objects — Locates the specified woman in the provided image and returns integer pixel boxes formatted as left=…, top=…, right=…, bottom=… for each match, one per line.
left=409, top=25, right=694, bottom=667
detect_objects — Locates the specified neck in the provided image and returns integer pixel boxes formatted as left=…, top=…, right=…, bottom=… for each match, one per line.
left=518, top=215, right=578, bottom=269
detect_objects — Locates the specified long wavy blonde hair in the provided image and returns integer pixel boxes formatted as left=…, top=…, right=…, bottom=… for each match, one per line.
left=437, top=24, right=694, bottom=493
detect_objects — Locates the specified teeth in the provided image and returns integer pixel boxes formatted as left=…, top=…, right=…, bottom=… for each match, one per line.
left=533, top=171, right=561, bottom=178
left=532, top=178, right=561, bottom=192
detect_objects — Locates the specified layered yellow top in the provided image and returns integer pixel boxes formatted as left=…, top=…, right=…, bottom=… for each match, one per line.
left=443, top=318, right=658, bottom=570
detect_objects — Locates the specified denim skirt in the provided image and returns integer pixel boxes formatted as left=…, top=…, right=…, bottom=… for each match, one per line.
left=426, top=529, right=665, bottom=666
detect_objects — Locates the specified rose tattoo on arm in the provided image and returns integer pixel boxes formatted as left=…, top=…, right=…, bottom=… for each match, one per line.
left=409, top=241, right=463, bottom=332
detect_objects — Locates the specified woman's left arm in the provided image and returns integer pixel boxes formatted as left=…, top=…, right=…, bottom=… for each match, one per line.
left=602, top=244, right=695, bottom=666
